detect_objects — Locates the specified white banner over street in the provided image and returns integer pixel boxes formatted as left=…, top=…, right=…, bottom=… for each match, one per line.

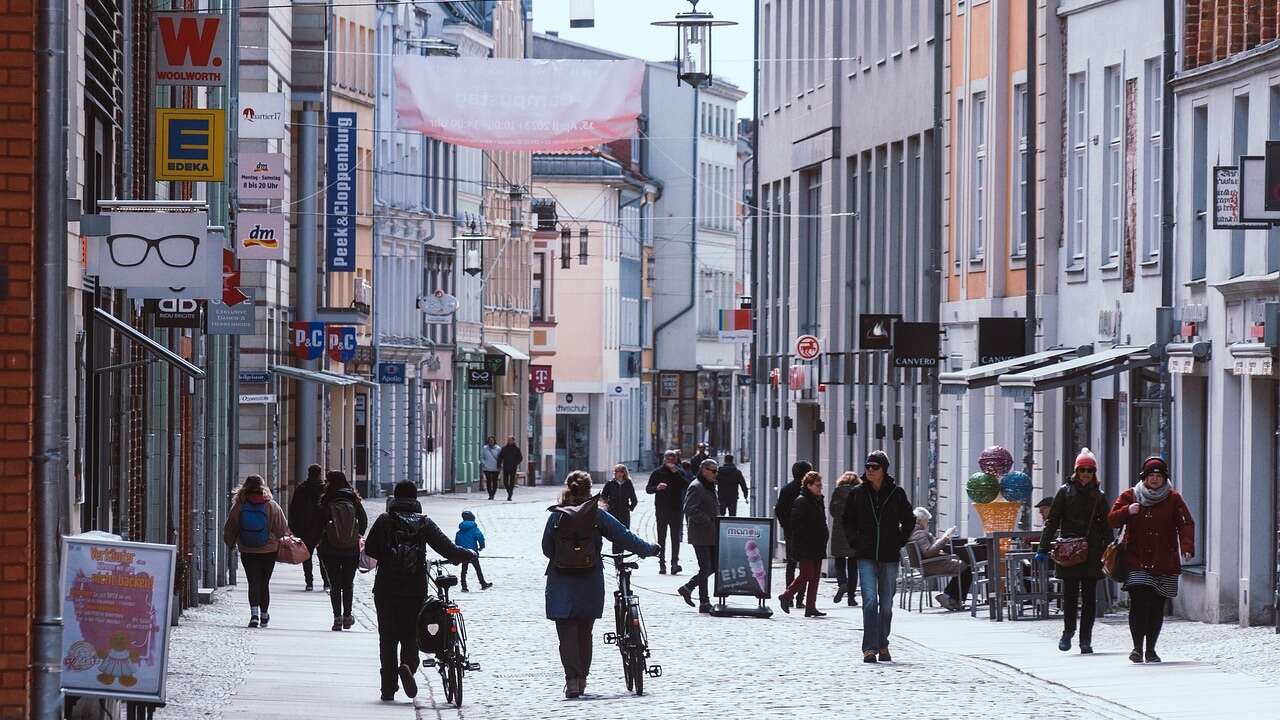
left=393, top=57, right=644, bottom=151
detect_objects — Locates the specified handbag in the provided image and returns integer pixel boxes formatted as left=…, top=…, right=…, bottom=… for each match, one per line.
left=357, top=537, right=378, bottom=573
left=1102, top=525, right=1128, bottom=581
left=276, top=535, right=311, bottom=565
left=1050, top=495, right=1101, bottom=567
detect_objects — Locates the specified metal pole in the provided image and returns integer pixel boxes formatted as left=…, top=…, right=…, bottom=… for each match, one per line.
left=297, top=107, right=320, bottom=486
left=749, top=0, right=760, bottom=502
left=1022, top=0, right=1039, bottom=490
left=408, top=377, right=420, bottom=487
left=1158, top=0, right=1175, bottom=461
left=33, top=0, right=67, bottom=713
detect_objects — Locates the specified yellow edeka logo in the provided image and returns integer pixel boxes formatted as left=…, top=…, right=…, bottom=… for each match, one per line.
left=155, top=108, right=225, bottom=181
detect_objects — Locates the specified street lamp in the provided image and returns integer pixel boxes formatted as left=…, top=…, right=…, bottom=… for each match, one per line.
left=452, top=221, right=494, bottom=277
left=651, top=0, right=737, bottom=88
left=578, top=228, right=589, bottom=266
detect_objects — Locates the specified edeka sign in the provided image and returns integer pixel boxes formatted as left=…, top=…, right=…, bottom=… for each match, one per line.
left=326, top=325, right=357, bottom=363
left=237, top=152, right=286, bottom=200
left=155, top=108, right=225, bottom=182
left=326, top=112, right=357, bottom=272
left=236, top=212, right=285, bottom=260
left=152, top=11, right=227, bottom=86
left=289, top=322, right=326, bottom=361
left=714, top=517, right=775, bottom=598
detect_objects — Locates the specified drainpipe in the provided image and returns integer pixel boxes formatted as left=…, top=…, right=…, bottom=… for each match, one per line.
left=927, top=0, right=945, bottom=522
left=1158, top=0, right=1175, bottom=461
left=1022, top=0, right=1040, bottom=501
left=33, top=0, right=68, bottom=715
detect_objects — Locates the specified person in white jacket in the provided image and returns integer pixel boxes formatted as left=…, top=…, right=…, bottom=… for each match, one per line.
left=481, top=436, right=501, bottom=500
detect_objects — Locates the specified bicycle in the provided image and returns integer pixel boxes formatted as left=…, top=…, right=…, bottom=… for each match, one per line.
left=419, top=559, right=480, bottom=708
left=602, top=552, right=662, bottom=695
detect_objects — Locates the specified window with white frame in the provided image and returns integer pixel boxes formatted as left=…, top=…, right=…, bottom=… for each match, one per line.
left=969, top=92, right=987, bottom=261
left=1142, top=58, right=1162, bottom=261
left=1102, top=65, right=1122, bottom=265
left=1067, top=72, right=1088, bottom=266
left=1012, top=83, right=1028, bottom=257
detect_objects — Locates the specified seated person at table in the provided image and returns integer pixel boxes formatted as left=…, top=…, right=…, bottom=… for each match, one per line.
left=908, top=508, right=971, bottom=611
left=1035, top=496, right=1054, bottom=523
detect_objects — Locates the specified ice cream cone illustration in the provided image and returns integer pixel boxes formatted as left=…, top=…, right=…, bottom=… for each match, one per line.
left=744, top=540, right=768, bottom=594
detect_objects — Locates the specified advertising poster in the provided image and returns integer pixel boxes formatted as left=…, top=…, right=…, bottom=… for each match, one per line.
left=237, top=152, right=286, bottom=200
left=60, top=533, right=177, bottom=703
left=714, top=517, right=774, bottom=598
left=325, top=112, right=357, bottom=272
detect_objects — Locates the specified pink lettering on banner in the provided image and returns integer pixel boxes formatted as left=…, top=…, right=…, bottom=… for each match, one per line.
left=394, top=57, right=644, bottom=151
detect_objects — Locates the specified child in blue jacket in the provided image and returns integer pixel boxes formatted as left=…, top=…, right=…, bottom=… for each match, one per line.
left=455, top=510, right=492, bottom=591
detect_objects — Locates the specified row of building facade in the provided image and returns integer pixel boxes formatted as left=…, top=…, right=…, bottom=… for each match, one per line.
left=750, top=0, right=1279, bottom=627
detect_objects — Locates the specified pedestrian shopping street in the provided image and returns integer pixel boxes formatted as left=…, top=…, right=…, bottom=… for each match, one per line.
left=163, top=486, right=1280, bottom=720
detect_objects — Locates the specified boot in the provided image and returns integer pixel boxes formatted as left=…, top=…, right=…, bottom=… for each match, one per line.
left=658, top=558, right=667, bottom=575
left=834, top=583, right=847, bottom=604
left=804, top=607, right=827, bottom=618
left=1058, top=632, right=1072, bottom=652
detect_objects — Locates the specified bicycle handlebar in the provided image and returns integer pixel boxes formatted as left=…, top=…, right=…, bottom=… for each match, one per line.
left=603, top=552, right=640, bottom=560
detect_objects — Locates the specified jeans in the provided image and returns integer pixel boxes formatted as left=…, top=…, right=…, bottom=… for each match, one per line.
left=501, top=468, right=517, bottom=499
left=655, top=515, right=682, bottom=566
left=301, top=537, right=328, bottom=588
left=781, top=559, right=821, bottom=610
left=460, top=556, right=487, bottom=587
left=554, top=618, right=595, bottom=681
left=375, top=593, right=421, bottom=695
left=484, top=471, right=499, bottom=499
left=1063, top=576, right=1099, bottom=643
left=1128, top=585, right=1166, bottom=651
left=833, top=556, right=858, bottom=601
left=718, top=497, right=738, bottom=516
left=682, top=544, right=717, bottom=604
left=321, top=553, right=359, bottom=617
left=240, top=551, right=278, bottom=613
left=857, top=559, right=899, bottom=653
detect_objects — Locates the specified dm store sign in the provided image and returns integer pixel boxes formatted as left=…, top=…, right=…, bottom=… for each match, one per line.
left=237, top=153, right=286, bottom=200
left=236, top=212, right=285, bottom=260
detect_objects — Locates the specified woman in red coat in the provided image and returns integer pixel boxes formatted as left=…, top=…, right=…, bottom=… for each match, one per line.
left=1108, top=456, right=1195, bottom=664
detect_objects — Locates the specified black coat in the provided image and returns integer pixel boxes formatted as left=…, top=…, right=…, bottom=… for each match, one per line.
left=828, top=483, right=856, bottom=558
left=363, top=498, right=472, bottom=597
left=787, top=490, right=830, bottom=561
left=287, top=477, right=325, bottom=544
left=683, top=477, right=720, bottom=546
left=646, top=465, right=689, bottom=519
left=841, top=476, right=914, bottom=563
left=1037, top=479, right=1112, bottom=579
left=601, top=478, right=638, bottom=527
left=498, top=443, right=523, bottom=472
left=715, top=464, right=748, bottom=501
left=773, top=479, right=803, bottom=540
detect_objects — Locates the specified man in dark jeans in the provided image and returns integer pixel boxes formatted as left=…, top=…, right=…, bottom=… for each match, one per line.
left=773, top=461, right=812, bottom=589
left=678, top=459, right=720, bottom=613
left=497, top=436, right=523, bottom=501
left=288, top=463, right=328, bottom=591
left=715, top=455, right=749, bottom=516
left=363, top=481, right=475, bottom=702
left=646, top=450, right=689, bottom=574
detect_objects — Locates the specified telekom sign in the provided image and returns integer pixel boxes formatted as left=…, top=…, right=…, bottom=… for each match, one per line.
left=152, top=12, right=227, bottom=86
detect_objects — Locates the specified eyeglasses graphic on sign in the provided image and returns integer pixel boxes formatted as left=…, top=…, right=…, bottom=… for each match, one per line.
left=105, top=233, right=201, bottom=268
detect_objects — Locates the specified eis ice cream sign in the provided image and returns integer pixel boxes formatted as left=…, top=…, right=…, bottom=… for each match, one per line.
left=715, top=518, right=775, bottom=598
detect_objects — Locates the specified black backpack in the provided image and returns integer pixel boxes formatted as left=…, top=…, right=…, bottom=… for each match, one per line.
left=551, top=496, right=601, bottom=574
left=383, top=514, right=425, bottom=580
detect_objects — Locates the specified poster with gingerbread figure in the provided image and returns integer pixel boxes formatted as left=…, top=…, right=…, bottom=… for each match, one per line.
left=60, top=532, right=177, bottom=703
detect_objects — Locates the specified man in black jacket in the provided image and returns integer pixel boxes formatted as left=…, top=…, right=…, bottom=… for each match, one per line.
left=678, top=459, right=720, bottom=613
left=497, top=436, right=523, bottom=501
left=773, top=460, right=812, bottom=588
left=842, top=450, right=914, bottom=663
left=288, top=463, right=328, bottom=591
left=645, top=450, right=689, bottom=574
left=715, top=455, right=749, bottom=516
left=364, top=481, right=475, bottom=702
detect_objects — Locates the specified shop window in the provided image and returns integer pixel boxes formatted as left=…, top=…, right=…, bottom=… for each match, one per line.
left=1062, top=382, right=1091, bottom=479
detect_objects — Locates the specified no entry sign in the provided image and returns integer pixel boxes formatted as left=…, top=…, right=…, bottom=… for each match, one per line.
left=794, top=335, right=821, bottom=361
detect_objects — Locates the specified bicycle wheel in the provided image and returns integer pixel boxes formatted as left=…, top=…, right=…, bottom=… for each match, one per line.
left=622, top=638, right=634, bottom=691
left=449, top=660, right=463, bottom=707
left=629, top=647, right=645, bottom=696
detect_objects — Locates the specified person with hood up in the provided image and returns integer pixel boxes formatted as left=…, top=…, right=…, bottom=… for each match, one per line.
left=828, top=471, right=859, bottom=606
left=363, top=481, right=475, bottom=702
left=715, top=454, right=749, bottom=516
left=678, top=459, right=720, bottom=613
left=288, top=463, right=328, bottom=591
left=223, top=475, right=288, bottom=628
left=777, top=471, right=830, bottom=617
left=455, top=510, right=492, bottom=591
left=774, top=460, right=813, bottom=589
left=317, top=470, right=369, bottom=632
left=645, top=450, right=689, bottom=574
left=842, top=450, right=914, bottom=663
left=1035, top=448, right=1113, bottom=655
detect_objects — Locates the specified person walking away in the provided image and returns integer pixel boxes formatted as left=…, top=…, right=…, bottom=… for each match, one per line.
left=1034, top=448, right=1112, bottom=655
left=455, top=510, right=492, bottom=591
left=829, top=471, right=859, bottom=606
left=909, top=507, right=969, bottom=611
left=691, top=443, right=709, bottom=471
left=715, top=454, right=749, bottom=516
left=678, top=459, right=720, bottom=613
left=778, top=471, right=830, bottom=617
left=1108, top=456, right=1194, bottom=664
left=497, top=436, right=523, bottom=501
left=364, top=480, right=475, bottom=702
left=318, top=470, right=369, bottom=631
left=223, top=475, right=288, bottom=628
left=645, top=450, right=689, bottom=574
left=288, top=463, right=328, bottom=591
left=774, top=461, right=812, bottom=590
left=544, top=471, right=659, bottom=699
left=843, top=451, right=913, bottom=662
left=481, top=436, right=501, bottom=501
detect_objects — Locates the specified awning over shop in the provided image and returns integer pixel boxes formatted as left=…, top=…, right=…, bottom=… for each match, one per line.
left=270, top=365, right=359, bottom=387
left=92, top=307, right=206, bottom=379
left=998, top=346, right=1156, bottom=396
left=938, top=348, right=1074, bottom=395
left=320, top=370, right=379, bottom=389
left=486, top=343, right=530, bottom=361
left=696, top=365, right=741, bottom=372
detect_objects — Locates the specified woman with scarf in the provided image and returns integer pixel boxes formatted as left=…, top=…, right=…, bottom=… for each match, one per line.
left=1108, top=456, right=1195, bottom=663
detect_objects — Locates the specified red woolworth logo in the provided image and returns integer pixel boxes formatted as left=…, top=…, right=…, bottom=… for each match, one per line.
left=153, top=14, right=227, bottom=86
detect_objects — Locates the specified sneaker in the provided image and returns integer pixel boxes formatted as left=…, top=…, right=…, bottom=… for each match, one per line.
left=677, top=585, right=695, bottom=607
left=878, top=648, right=892, bottom=662
left=481, top=582, right=493, bottom=590
left=398, top=663, right=418, bottom=699
left=259, top=613, right=270, bottom=628
left=778, top=594, right=792, bottom=614
left=323, top=584, right=331, bottom=592
left=1058, top=634, right=1072, bottom=652
left=304, top=583, right=313, bottom=592
left=863, top=651, right=878, bottom=664
left=331, top=618, right=343, bottom=632
left=1129, top=648, right=1144, bottom=663
left=1144, top=649, right=1161, bottom=663
left=342, top=614, right=355, bottom=629
left=248, top=615, right=260, bottom=629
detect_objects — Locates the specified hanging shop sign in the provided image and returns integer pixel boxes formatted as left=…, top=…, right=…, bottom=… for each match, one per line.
left=607, top=383, right=628, bottom=397
left=659, top=373, right=679, bottom=399
left=237, top=152, right=286, bottom=200
left=155, top=109, right=225, bottom=182
left=237, top=92, right=286, bottom=139
left=152, top=11, right=228, bottom=86
left=978, top=317, right=1027, bottom=365
left=530, top=364, right=554, bottom=393
left=419, top=290, right=459, bottom=324
left=289, top=321, right=326, bottom=361
left=555, top=392, right=590, bottom=415
left=93, top=212, right=217, bottom=291
left=394, top=56, right=644, bottom=151
left=892, top=322, right=940, bottom=368
left=235, top=212, right=285, bottom=260
left=326, top=325, right=357, bottom=363
left=713, top=517, right=775, bottom=599
left=467, top=367, right=494, bottom=389
left=484, top=353, right=507, bottom=377
left=1213, top=166, right=1269, bottom=230
left=144, top=298, right=202, bottom=329
left=377, top=362, right=406, bottom=384
left=793, top=334, right=821, bottom=361
left=206, top=285, right=254, bottom=335
left=60, top=533, right=177, bottom=703
left=717, top=308, right=753, bottom=344
left=858, top=314, right=900, bottom=351
left=326, top=112, right=357, bottom=272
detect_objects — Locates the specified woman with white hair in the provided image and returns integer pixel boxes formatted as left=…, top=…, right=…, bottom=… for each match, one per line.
left=908, top=507, right=970, bottom=611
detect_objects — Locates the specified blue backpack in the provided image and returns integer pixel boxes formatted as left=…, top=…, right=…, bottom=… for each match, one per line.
left=240, top=502, right=270, bottom=548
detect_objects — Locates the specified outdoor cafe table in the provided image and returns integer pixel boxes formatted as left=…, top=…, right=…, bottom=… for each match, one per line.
left=974, top=531, right=1048, bottom=621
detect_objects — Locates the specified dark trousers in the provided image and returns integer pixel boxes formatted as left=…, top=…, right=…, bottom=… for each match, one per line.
left=301, top=537, right=328, bottom=588
left=682, top=544, right=717, bottom=604
left=781, top=558, right=821, bottom=609
left=554, top=618, right=595, bottom=681
left=460, top=556, right=487, bottom=587
left=240, top=551, right=278, bottom=612
left=1063, top=576, right=1099, bottom=643
left=655, top=515, right=682, bottom=566
left=501, top=468, right=517, bottom=499
left=375, top=593, right=421, bottom=695
left=833, top=556, right=858, bottom=601
left=1128, top=586, right=1167, bottom=651
left=718, top=496, right=738, bottom=516
left=484, top=471, right=499, bottom=499
left=785, top=558, right=798, bottom=587
left=943, top=568, right=974, bottom=603
left=321, top=553, right=359, bottom=617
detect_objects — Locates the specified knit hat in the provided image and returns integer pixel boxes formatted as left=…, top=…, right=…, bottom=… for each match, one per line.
left=461, top=510, right=475, bottom=521
left=393, top=480, right=418, bottom=499
left=1073, top=448, right=1098, bottom=471
left=1140, top=456, right=1169, bottom=477
left=865, top=450, right=890, bottom=470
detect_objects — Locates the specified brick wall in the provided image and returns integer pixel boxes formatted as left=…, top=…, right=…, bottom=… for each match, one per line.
left=1185, top=0, right=1280, bottom=70
left=0, top=0, right=38, bottom=717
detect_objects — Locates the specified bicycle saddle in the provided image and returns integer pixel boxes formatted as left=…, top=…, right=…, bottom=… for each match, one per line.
left=436, top=574, right=459, bottom=589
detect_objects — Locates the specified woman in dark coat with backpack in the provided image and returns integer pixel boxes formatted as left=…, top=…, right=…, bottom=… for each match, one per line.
left=1035, top=449, right=1112, bottom=655
left=223, top=475, right=288, bottom=628
left=543, top=471, right=658, bottom=699
left=318, top=470, right=368, bottom=632
left=778, top=471, right=830, bottom=617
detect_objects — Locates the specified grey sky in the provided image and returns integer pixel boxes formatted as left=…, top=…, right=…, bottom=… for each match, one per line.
left=530, top=0, right=756, bottom=113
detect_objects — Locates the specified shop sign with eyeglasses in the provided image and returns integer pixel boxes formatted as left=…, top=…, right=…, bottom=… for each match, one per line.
left=93, top=212, right=216, bottom=290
